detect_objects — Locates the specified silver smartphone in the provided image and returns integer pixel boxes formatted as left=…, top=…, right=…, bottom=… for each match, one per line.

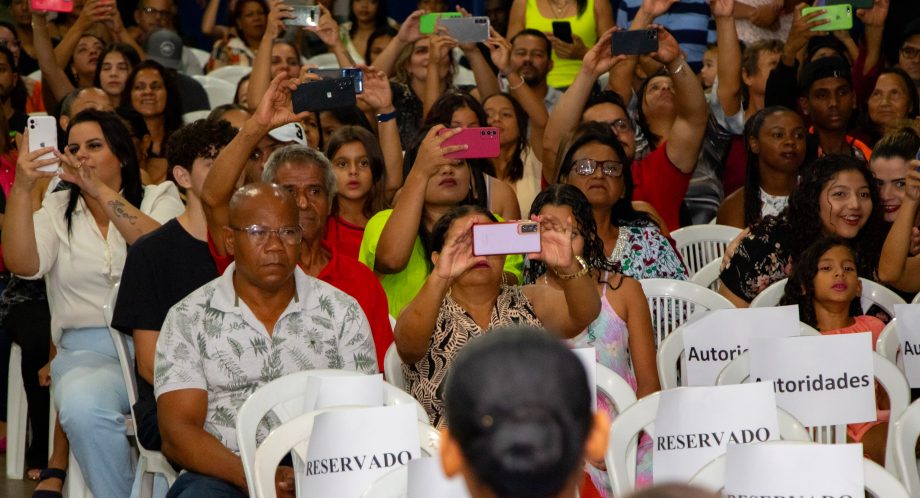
left=284, top=1, right=319, bottom=27
left=439, top=17, right=490, bottom=44
left=27, top=115, right=59, bottom=173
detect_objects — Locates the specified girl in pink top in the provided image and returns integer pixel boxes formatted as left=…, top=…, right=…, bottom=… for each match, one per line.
left=779, top=237, right=888, bottom=464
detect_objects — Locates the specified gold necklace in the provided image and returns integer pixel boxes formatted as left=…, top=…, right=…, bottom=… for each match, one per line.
left=548, top=0, right=571, bottom=18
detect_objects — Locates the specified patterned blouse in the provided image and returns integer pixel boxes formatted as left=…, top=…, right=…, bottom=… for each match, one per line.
left=720, top=216, right=793, bottom=302
left=404, top=285, right=543, bottom=428
left=611, top=224, right=688, bottom=281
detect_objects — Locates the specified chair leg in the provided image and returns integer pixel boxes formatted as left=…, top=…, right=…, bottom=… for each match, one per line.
left=6, top=344, right=27, bottom=479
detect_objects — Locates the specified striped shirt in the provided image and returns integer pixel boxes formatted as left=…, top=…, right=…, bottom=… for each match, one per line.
left=615, top=0, right=716, bottom=71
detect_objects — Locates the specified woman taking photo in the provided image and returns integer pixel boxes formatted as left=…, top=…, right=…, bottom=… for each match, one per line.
left=557, top=122, right=687, bottom=280
left=395, top=203, right=600, bottom=428
left=716, top=106, right=806, bottom=228
left=719, top=154, right=886, bottom=306
left=93, top=43, right=140, bottom=108
left=207, top=0, right=268, bottom=70
left=122, top=60, right=183, bottom=185
left=3, top=109, right=183, bottom=497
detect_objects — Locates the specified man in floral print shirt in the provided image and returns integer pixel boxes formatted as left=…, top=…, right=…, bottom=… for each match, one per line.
left=154, top=183, right=377, bottom=498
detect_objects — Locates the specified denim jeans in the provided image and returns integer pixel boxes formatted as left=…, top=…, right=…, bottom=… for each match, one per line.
left=51, top=327, right=134, bottom=498
left=166, top=472, right=247, bottom=498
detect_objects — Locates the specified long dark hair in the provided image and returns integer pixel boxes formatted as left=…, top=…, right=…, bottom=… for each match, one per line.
left=348, top=0, right=389, bottom=38
left=121, top=60, right=183, bottom=143
left=64, top=109, right=144, bottom=232
left=779, top=236, right=863, bottom=328
left=742, top=106, right=803, bottom=226
left=92, top=43, right=140, bottom=91
left=783, top=154, right=885, bottom=278
left=364, top=25, right=397, bottom=64
left=483, top=92, right=529, bottom=182
left=524, top=184, right=617, bottom=284
left=325, top=126, right=389, bottom=219
left=556, top=121, right=654, bottom=227
left=872, top=125, right=920, bottom=162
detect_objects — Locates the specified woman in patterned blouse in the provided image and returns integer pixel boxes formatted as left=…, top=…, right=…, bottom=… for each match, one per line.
left=394, top=204, right=601, bottom=428
left=556, top=122, right=687, bottom=281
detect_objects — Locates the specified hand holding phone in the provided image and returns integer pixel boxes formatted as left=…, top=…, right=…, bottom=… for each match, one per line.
left=419, top=12, right=462, bottom=34
left=308, top=67, right=364, bottom=93
left=438, top=17, right=490, bottom=44
left=472, top=222, right=541, bottom=256
left=552, top=21, right=573, bottom=44
left=27, top=116, right=60, bottom=173
left=801, top=4, right=852, bottom=31
left=284, top=1, right=319, bottom=27
left=437, top=127, right=500, bottom=159
left=291, top=78, right=356, bottom=112
left=611, top=29, right=658, bottom=56
left=31, top=0, right=74, bottom=13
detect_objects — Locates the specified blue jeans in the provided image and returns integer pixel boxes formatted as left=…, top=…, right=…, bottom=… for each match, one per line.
left=51, top=327, right=134, bottom=498
left=166, top=472, right=247, bottom=498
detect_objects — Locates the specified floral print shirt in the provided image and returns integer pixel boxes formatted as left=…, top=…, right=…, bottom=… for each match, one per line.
left=154, top=263, right=377, bottom=453
left=614, top=225, right=688, bottom=281
left=719, top=216, right=793, bottom=302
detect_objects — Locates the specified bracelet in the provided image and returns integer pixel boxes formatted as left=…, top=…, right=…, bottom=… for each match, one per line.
left=376, top=110, right=397, bottom=123
left=507, top=72, right=525, bottom=91
left=552, top=256, right=590, bottom=280
left=668, top=58, right=687, bottom=75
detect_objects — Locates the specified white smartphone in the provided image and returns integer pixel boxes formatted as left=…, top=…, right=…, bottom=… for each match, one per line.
left=472, top=221, right=541, bottom=256
left=27, top=116, right=59, bottom=173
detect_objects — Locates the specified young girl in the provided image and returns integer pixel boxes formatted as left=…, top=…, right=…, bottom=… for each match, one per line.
left=779, top=237, right=888, bottom=464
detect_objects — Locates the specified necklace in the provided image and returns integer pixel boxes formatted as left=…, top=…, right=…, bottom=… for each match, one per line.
left=607, top=229, right=628, bottom=265
left=548, top=0, right=571, bottom=18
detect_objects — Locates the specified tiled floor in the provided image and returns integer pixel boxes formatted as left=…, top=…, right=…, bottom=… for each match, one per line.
left=0, top=453, right=38, bottom=497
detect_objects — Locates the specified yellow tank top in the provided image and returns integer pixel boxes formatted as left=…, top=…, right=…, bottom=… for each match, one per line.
left=524, top=0, right=598, bottom=88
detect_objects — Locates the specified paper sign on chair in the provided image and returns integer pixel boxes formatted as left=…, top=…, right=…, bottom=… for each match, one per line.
left=749, top=333, right=875, bottom=427
left=300, top=404, right=421, bottom=497
left=895, top=304, right=920, bottom=387
left=652, top=383, right=780, bottom=484
left=724, top=442, right=864, bottom=496
left=407, top=456, right=470, bottom=498
left=682, top=306, right=800, bottom=386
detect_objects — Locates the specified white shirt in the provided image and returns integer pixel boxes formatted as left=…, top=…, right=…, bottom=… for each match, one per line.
left=22, top=182, right=184, bottom=344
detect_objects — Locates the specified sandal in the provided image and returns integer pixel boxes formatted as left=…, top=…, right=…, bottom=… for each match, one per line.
left=27, top=468, right=43, bottom=481
left=32, top=468, right=66, bottom=498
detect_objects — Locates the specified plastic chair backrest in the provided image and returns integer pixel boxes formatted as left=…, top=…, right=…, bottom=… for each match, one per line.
left=206, top=65, right=251, bottom=87
left=358, top=465, right=409, bottom=498
left=690, top=449, right=909, bottom=497
left=690, top=258, right=722, bottom=291
left=639, top=279, right=735, bottom=348
left=595, top=363, right=637, bottom=414
left=894, top=397, right=920, bottom=495
left=657, top=323, right=820, bottom=390
left=187, top=47, right=210, bottom=71
left=860, top=278, right=907, bottom=318
left=912, top=292, right=920, bottom=304
left=876, top=318, right=900, bottom=367
left=384, top=343, right=407, bottom=391
left=236, top=370, right=427, bottom=495
left=103, top=282, right=137, bottom=405
left=749, top=278, right=788, bottom=308
left=716, top=350, right=910, bottom=474
left=182, top=110, right=212, bottom=124
left=251, top=406, right=440, bottom=498
left=191, top=75, right=235, bottom=107
left=604, top=390, right=810, bottom=496
left=671, top=224, right=742, bottom=277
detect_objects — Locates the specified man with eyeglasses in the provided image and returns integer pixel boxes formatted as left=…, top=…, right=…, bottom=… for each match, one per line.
left=898, top=19, right=920, bottom=101
left=130, top=0, right=176, bottom=45
left=155, top=182, right=376, bottom=498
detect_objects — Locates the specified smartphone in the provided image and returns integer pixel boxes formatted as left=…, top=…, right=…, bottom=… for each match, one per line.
left=438, top=127, right=501, bottom=160
left=802, top=4, right=853, bottom=31
left=284, top=1, right=320, bottom=27
left=472, top=222, right=541, bottom=256
left=27, top=116, right=59, bottom=173
left=611, top=29, right=659, bottom=56
left=552, top=21, right=573, bottom=44
left=419, top=12, right=462, bottom=34
left=291, top=78, right=356, bottom=113
left=30, top=0, right=73, bottom=13
left=824, top=0, right=873, bottom=9
left=438, top=17, right=490, bottom=44
left=308, top=67, right=363, bottom=93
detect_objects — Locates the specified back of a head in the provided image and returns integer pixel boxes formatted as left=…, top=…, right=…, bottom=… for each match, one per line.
left=444, top=327, right=592, bottom=498
left=626, top=484, right=721, bottom=498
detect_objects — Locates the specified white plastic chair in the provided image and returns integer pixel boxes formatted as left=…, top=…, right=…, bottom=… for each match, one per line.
left=251, top=406, right=440, bottom=498
left=670, top=224, right=742, bottom=277
left=596, top=363, right=638, bottom=413
left=639, top=279, right=735, bottom=347
left=187, top=47, right=210, bottom=72
left=103, top=283, right=178, bottom=497
left=604, top=389, right=810, bottom=496
left=749, top=278, right=788, bottom=308
left=911, top=292, right=920, bottom=304
left=191, top=75, right=235, bottom=107
left=716, top=351, right=910, bottom=474
left=235, top=369, right=428, bottom=496
left=656, top=322, right=819, bottom=390
left=690, top=448, right=909, bottom=497
left=359, top=465, right=410, bottom=498
left=893, top=398, right=920, bottom=495
left=690, top=258, right=722, bottom=291
left=876, top=318, right=900, bottom=367
left=206, top=65, right=251, bottom=88
left=305, top=52, right=340, bottom=68
left=6, top=344, right=27, bottom=479
left=181, top=110, right=211, bottom=124
left=384, top=343, right=407, bottom=391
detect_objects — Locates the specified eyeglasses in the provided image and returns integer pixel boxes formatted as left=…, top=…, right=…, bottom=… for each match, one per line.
left=230, top=225, right=303, bottom=245
left=140, top=6, right=171, bottom=18
left=901, top=46, right=920, bottom=60
left=608, top=118, right=632, bottom=134
left=570, top=158, right=624, bottom=177
left=0, top=39, right=20, bottom=49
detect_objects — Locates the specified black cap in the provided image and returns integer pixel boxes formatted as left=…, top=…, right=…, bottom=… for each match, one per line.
left=146, top=29, right=182, bottom=70
left=904, top=18, right=920, bottom=47
left=798, top=56, right=851, bottom=96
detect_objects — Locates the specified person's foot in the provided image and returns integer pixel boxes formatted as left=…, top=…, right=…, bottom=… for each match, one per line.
left=32, top=468, right=66, bottom=497
left=26, top=468, right=43, bottom=481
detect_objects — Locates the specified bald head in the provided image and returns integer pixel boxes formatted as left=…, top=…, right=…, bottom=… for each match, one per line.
left=228, top=182, right=299, bottom=228
left=60, top=87, right=113, bottom=130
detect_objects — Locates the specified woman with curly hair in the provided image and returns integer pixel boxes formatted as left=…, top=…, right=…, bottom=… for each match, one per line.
left=719, top=154, right=887, bottom=306
left=526, top=184, right=659, bottom=495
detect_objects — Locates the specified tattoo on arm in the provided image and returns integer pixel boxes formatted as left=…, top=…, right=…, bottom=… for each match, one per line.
left=107, top=199, right=138, bottom=225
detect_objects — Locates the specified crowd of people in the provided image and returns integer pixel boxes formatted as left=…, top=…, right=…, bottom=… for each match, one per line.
left=0, top=0, right=919, bottom=496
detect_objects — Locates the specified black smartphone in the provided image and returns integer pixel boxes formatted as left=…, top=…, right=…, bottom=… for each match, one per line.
left=308, top=67, right=364, bottom=93
left=552, top=21, right=573, bottom=44
left=611, top=29, right=659, bottom=56
left=292, top=78, right=356, bottom=113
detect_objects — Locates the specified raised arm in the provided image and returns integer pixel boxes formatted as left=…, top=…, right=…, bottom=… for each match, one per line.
left=372, top=10, right=424, bottom=77
left=506, top=0, right=526, bottom=39
left=357, top=66, right=403, bottom=199
left=247, top=0, right=291, bottom=109
left=878, top=168, right=920, bottom=292
left=620, top=277, right=661, bottom=397
left=856, top=0, right=888, bottom=77
left=31, top=13, right=75, bottom=104
left=373, top=126, right=467, bottom=273
left=655, top=25, right=709, bottom=174
left=423, top=34, right=457, bottom=118
left=52, top=0, right=107, bottom=68
left=201, top=0, right=231, bottom=40
left=712, top=0, right=743, bottom=117
left=306, top=5, right=354, bottom=68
